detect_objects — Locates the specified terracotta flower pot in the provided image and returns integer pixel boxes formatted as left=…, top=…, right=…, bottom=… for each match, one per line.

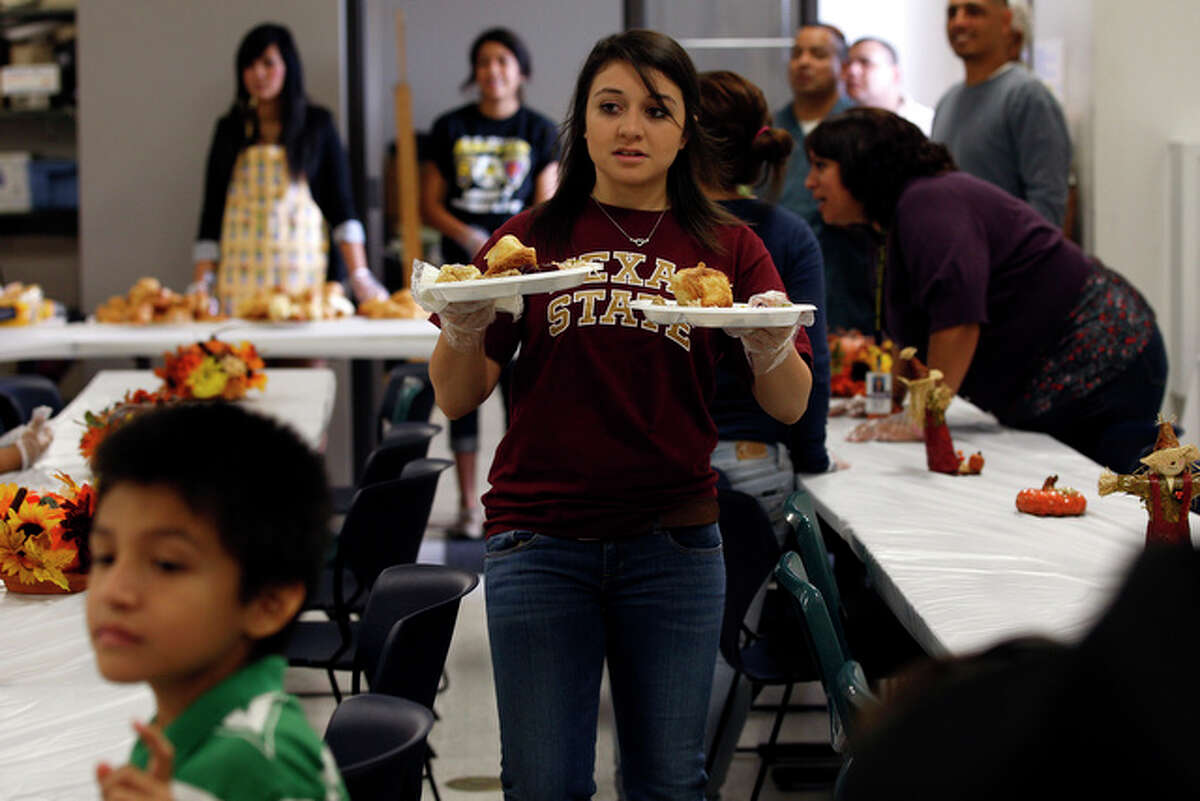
left=2, top=571, right=88, bottom=595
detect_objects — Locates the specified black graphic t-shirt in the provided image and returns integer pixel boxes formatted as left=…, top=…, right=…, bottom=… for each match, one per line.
left=426, top=104, right=558, bottom=262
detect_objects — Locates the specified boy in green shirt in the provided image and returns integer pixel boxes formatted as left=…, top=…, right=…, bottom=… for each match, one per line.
left=86, top=403, right=347, bottom=801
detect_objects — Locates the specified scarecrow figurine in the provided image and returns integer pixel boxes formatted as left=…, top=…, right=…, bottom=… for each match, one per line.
left=897, top=347, right=983, bottom=475
left=1099, top=418, right=1200, bottom=546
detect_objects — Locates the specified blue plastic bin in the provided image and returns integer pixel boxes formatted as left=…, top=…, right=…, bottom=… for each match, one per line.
left=29, top=158, right=77, bottom=210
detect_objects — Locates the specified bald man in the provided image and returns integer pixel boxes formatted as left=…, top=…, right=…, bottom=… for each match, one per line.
left=844, top=37, right=933, bottom=135
left=932, top=0, right=1071, bottom=226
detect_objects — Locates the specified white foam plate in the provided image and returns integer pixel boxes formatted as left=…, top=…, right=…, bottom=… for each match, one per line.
left=420, top=263, right=603, bottom=302
left=630, top=300, right=816, bottom=328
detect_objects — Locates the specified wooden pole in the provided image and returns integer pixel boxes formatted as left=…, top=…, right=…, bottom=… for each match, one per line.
left=393, top=10, right=422, bottom=288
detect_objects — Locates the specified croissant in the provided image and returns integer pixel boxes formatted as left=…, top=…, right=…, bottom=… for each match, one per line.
left=670, top=263, right=733, bottom=307
left=484, top=234, right=538, bottom=277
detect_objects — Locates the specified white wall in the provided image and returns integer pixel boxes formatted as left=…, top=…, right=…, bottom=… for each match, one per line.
left=387, top=0, right=622, bottom=136
left=1030, top=0, right=1094, bottom=249
left=77, top=0, right=345, bottom=310
left=1092, top=0, right=1200, bottom=398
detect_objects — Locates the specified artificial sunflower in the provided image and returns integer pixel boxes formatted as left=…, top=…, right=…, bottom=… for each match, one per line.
left=5, top=489, right=64, bottom=544
left=52, top=472, right=95, bottom=571
left=0, top=483, right=19, bottom=518
left=0, top=516, right=76, bottom=590
left=186, top=355, right=229, bottom=399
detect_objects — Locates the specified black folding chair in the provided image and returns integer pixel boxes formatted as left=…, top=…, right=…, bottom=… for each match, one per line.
left=710, top=489, right=840, bottom=801
left=325, top=694, right=433, bottom=801
left=307, top=457, right=451, bottom=617
left=295, top=564, right=478, bottom=800
left=379, top=363, right=437, bottom=433
left=0, top=375, right=62, bottom=432
left=330, top=421, right=441, bottom=514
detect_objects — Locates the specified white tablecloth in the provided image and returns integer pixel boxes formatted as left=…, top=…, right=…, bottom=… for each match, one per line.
left=0, top=318, right=440, bottom=361
left=800, top=401, right=1172, bottom=658
left=0, top=369, right=337, bottom=801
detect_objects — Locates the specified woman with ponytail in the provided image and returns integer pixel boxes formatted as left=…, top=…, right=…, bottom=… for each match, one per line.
left=698, top=70, right=832, bottom=488
left=693, top=69, right=832, bottom=798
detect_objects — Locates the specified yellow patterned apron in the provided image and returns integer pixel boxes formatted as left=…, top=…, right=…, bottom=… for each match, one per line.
left=217, top=145, right=327, bottom=314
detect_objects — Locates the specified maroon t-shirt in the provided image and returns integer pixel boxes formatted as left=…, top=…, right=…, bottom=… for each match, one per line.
left=885, top=172, right=1091, bottom=414
left=463, top=201, right=812, bottom=539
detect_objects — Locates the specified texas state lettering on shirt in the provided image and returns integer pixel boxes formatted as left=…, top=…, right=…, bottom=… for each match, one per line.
left=450, top=136, right=533, bottom=216
left=545, top=249, right=691, bottom=350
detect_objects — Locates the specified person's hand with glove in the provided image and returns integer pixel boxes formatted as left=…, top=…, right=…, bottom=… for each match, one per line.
left=349, top=266, right=389, bottom=303
left=723, top=290, right=812, bottom=424
left=724, top=290, right=799, bottom=376
left=439, top=299, right=498, bottom=353
left=0, top=405, right=54, bottom=473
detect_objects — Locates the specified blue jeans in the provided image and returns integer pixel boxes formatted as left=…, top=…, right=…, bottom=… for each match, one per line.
left=484, top=525, right=726, bottom=801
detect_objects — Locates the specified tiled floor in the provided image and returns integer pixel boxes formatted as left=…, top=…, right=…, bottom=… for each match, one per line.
left=289, top=391, right=835, bottom=800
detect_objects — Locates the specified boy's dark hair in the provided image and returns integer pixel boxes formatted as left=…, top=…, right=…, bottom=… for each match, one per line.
left=91, top=402, right=331, bottom=657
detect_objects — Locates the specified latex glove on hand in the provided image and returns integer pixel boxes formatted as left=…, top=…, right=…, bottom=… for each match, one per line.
left=846, top=411, right=924, bottom=443
left=724, top=291, right=799, bottom=376
left=349, top=267, right=389, bottom=303
left=455, top=226, right=492, bottom=260
left=185, top=270, right=220, bottom=317
left=439, top=299, right=497, bottom=353
left=13, top=406, right=54, bottom=469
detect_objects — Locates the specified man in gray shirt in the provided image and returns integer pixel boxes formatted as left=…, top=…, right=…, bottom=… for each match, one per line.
left=932, top=0, right=1071, bottom=226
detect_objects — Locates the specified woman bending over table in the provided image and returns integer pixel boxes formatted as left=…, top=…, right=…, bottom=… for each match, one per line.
left=429, top=30, right=812, bottom=800
left=191, top=23, right=386, bottom=314
left=805, top=107, right=1165, bottom=473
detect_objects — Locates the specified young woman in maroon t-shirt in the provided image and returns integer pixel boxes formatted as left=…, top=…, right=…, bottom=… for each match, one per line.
left=429, top=30, right=813, bottom=800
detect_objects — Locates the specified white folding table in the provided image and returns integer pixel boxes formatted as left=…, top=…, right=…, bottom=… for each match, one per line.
left=799, top=401, right=1174, bottom=657
left=0, top=368, right=337, bottom=801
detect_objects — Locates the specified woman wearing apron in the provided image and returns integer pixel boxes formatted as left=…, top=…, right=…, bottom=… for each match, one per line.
left=191, top=23, right=386, bottom=313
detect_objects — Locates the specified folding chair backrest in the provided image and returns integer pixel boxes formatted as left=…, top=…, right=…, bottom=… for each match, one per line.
left=337, top=458, right=452, bottom=599
left=358, top=422, right=441, bottom=488
left=324, top=694, right=433, bottom=801
left=716, top=488, right=782, bottom=672
left=361, top=564, right=479, bottom=708
left=0, top=375, right=63, bottom=424
left=784, top=491, right=851, bottom=658
left=379, top=363, right=436, bottom=436
left=775, top=551, right=875, bottom=751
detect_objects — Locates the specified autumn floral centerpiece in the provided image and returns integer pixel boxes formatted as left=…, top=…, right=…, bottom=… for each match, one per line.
left=829, top=330, right=893, bottom=398
left=155, top=338, right=266, bottom=401
left=0, top=473, right=95, bottom=594
left=79, top=388, right=168, bottom=462
left=79, top=339, right=267, bottom=461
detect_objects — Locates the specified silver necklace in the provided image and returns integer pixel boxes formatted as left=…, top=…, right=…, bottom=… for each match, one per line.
left=593, top=198, right=667, bottom=247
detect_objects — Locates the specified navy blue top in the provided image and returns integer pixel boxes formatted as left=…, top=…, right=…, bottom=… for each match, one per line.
left=711, top=198, right=831, bottom=473
left=426, top=103, right=558, bottom=263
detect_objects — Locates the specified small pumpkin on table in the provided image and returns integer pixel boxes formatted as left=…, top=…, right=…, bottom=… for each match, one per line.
left=1016, top=475, right=1086, bottom=516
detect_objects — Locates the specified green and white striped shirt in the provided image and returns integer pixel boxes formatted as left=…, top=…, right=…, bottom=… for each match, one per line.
left=130, top=656, right=347, bottom=801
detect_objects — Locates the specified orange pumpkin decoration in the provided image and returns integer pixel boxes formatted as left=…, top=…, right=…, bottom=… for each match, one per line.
left=1016, top=475, right=1086, bottom=516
